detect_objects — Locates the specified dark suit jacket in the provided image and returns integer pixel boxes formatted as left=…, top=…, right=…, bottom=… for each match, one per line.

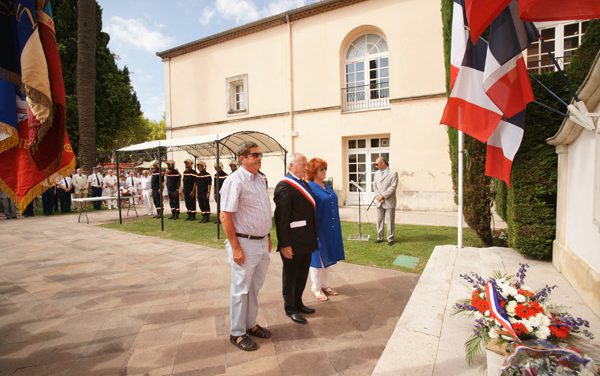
left=274, top=175, right=318, bottom=255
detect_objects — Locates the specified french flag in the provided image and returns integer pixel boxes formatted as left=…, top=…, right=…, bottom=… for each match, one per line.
left=449, top=0, right=468, bottom=89
left=485, top=282, right=521, bottom=342
left=485, top=111, right=525, bottom=187
left=464, top=0, right=511, bottom=43
left=441, top=38, right=502, bottom=143
left=483, top=1, right=538, bottom=119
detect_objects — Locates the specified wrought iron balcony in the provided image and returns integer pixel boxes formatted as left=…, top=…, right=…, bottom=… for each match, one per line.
left=341, top=82, right=390, bottom=113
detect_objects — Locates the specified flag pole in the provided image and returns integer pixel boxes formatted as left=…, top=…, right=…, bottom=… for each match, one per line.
left=458, top=130, right=463, bottom=250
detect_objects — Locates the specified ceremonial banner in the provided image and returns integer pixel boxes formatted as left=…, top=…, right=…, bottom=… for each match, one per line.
left=519, top=0, right=600, bottom=22
left=449, top=0, right=468, bottom=89
left=464, top=0, right=511, bottom=43
left=485, top=111, right=525, bottom=187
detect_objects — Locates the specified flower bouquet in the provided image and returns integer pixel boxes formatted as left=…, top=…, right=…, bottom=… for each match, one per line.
left=119, top=187, right=132, bottom=197
left=453, top=263, right=595, bottom=372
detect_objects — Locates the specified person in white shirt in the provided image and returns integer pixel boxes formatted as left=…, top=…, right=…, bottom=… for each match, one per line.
left=124, top=172, right=139, bottom=204
left=57, top=175, right=73, bottom=213
left=72, top=168, right=88, bottom=211
left=88, top=167, right=104, bottom=209
left=102, top=169, right=117, bottom=209
left=140, top=170, right=154, bottom=215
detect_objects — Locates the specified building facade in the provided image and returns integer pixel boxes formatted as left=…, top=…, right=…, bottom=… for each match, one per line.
left=158, top=0, right=454, bottom=210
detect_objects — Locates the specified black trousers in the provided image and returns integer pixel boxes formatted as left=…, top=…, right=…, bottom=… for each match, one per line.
left=197, top=191, right=210, bottom=214
left=280, top=251, right=312, bottom=314
left=42, top=188, right=54, bottom=215
left=91, top=186, right=102, bottom=209
left=57, top=189, right=71, bottom=213
left=184, top=191, right=196, bottom=213
left=152, top=189, right=162, bottom=212
left=168, top=191, right=179, bottom=212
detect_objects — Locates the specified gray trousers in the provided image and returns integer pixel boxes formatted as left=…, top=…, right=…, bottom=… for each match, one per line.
left=376, top=206, right=395, bottom=242
left=227, top=237, right=270, bottom=336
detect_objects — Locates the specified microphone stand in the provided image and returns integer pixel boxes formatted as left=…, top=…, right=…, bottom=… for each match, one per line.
left=348, top=173, right=370, bottom=241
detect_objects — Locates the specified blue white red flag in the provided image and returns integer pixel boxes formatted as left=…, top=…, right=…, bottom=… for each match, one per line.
left=449, top=0, right=468, bottom=89
left=485, top=111, right=525, bottom=187
left=464, top=0, right=511, bottom=43
left=485, top=282, right=521, bottom=342
left=483, top=1, right=538, bottom=119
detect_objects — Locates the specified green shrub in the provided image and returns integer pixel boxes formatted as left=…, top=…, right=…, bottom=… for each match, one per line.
left=494, top=180, right=507, bottom=221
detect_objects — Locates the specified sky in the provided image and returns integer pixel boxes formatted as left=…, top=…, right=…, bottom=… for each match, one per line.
left=96, top=0, right=320, bottom=121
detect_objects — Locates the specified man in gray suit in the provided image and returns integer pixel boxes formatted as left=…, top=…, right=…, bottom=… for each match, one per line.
left=373, top=157, right=398, bottom=246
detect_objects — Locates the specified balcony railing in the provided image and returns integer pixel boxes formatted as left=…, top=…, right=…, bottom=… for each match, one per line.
left=342, top=82, right=390, bottom=113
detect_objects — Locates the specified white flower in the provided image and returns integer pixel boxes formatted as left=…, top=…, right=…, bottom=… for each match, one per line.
left=535, top=326, right=551, bottom=339
left=484, top=310, right=490, bottom=317
left=489, top=328, right=499, bottom=339
left=515, top=294, right=526, bottom=303
left=506, top=301, right=517, bottom=316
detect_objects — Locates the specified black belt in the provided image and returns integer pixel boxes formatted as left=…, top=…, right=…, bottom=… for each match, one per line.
left=236, top=233, right=267, bottom=240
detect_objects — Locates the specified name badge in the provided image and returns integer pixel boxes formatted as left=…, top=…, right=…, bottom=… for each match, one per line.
left=290, top=220, right=307, bottom=228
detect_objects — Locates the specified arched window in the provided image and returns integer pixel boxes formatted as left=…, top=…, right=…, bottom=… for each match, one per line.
left=344, top=34, right=389, bottom=111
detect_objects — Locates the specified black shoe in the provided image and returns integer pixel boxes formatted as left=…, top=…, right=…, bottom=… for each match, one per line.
left=230, top=334, right=257, bottom=351
left=286, top=312, right=307, bottom=324
left=375, top=239, right=384, bottom=244
left=388, top=241, right=394, bottom=246
left=185, top=213, right=191, bottom=221
left=173, top=212, right=179, bottom=220
left=299, top=305, right=315, bottom=314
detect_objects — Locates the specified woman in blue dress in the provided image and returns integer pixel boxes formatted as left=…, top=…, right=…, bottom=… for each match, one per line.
left=307, top=158, right=345, bottom=301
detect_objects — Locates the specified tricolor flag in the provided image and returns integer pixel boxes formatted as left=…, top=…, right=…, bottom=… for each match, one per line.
left=441, top=38, right=503, bottom=143
left=449, top=0, right=469, bottom=89
left=485, top=111, right=525, bottom=187
left=519, top=0, right=600, bottom=22
left=485, top=282, right=521, bottom=342
left=483, top=1, right=538, bottom=119
left=464, top=0, right=511, bottom=43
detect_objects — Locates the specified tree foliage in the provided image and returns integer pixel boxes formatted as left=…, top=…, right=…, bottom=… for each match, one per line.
left=441, top=0, right=493, bottom=245
left=54, top=0, right=160, bottom=164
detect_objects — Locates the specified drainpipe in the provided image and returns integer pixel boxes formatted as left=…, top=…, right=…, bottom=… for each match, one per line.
left=286, top=14, right=296, bottom=153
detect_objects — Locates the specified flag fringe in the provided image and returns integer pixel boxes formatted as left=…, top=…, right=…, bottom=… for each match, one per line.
left=0, top=123, right=19, bottom=153
left=0, top=156, right=76, bottom=213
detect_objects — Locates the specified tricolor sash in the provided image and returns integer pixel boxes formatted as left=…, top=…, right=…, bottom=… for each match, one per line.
left=485, top=282, right=521, bottom=342
left=281, top=177, right=316, bottom=208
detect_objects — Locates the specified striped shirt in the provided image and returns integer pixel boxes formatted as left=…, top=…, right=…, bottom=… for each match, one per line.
left=220, top=166, right=271, bottom=237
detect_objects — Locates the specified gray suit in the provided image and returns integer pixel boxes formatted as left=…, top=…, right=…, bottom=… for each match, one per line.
left=373, top=168, right=398, bottom=242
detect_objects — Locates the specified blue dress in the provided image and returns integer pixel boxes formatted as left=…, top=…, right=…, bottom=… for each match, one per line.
left=308, top=181, right=345, bottom=268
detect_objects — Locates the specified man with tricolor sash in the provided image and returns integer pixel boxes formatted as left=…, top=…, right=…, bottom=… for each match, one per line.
left=274, top=153, right=318, bottom=325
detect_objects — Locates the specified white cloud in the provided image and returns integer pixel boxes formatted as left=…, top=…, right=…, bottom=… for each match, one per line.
left=105, top=16, right=174, bottom=52
left=214, top=0, right=261, bottom=24
left=199, top=7, right=215, bottom=25
left=261, top=0, right=306, bottom=17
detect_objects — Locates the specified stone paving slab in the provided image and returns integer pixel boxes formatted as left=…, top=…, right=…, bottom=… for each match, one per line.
left=0, top=212, right=418, bottom=375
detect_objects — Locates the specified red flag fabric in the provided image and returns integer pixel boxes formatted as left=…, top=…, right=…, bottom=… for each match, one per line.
left=464, top=0, right=511, bottom=43
left=485, top=111, right=525, bottom=187
left=0, top=97, right=75, bottom=212
left=519, top=0, right=600, bottom=21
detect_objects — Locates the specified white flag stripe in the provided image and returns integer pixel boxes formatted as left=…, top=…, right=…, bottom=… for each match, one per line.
left=482, top=51, right=520, bottom=90
left=487, top=119, right=523, bottom=160
left=450, top=66, right=502, bottom=114
left=451, top=1, right=468, bottom=69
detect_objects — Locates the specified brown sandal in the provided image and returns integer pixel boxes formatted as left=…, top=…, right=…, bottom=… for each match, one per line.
left=247, top=324, right=271, bottom=338
left=230, top=334, right=257, bottom=351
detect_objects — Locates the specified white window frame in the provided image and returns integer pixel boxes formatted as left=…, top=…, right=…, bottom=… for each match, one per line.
left=226, top=74, right=248, bottom=116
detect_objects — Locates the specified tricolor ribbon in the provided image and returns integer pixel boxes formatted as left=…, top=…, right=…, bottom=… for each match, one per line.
left=485, top=282, right=521, bottom=342
left=281, top=177, right=316, bottom=208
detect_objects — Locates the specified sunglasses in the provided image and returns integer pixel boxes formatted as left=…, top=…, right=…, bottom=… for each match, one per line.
left=244, top=152, right=263, bottom=158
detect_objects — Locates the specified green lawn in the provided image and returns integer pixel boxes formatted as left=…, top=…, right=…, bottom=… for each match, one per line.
left=102, top=218, right=483, bottom=273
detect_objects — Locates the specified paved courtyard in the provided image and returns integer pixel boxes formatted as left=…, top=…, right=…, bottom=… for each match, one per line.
left=0, top=211, right=419, bottom=375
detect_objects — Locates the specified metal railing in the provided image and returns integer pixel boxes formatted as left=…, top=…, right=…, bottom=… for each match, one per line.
left=341, top=82, right=390, bottom=113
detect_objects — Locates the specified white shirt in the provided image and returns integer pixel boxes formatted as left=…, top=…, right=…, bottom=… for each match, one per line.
left=72, top=173, right=88, bottom=193
left=125, top=175, right=139, bottom=189
left=103, top=175, right=117, bottom=189
left=88, top=173, right=103, bottom=188
left=58, top=176, right=72, bottom=191
left=140, top=176, right=152, bottom=190
left=220, top=167, right=272, bottom=236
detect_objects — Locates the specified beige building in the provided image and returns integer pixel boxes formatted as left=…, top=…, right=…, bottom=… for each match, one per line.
left=157, top=0, right=454, bottom=210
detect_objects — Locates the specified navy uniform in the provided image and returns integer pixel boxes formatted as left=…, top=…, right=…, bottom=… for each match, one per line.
left=182, top=159, right=197, bottom=221
left=166, top=161, right=181, bottom=220
left=196, top=161, right=212, bottom=223
left=213, top=162, right=228, bottom=222
left=150, top=162, right=163, bottom=218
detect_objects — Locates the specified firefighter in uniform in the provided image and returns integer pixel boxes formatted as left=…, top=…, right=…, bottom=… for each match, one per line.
left=182, top=159, right=197, bottom=221
left=213, top=161, right=228, bottom=223
left=166, top=161, right=181, bottom=220
left=196, top=161, right=212, bottom=223
left=151, top=161, right=163, bottom=218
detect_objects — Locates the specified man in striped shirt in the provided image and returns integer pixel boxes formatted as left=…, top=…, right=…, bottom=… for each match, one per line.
left=220, top=141, right=272, bottom=351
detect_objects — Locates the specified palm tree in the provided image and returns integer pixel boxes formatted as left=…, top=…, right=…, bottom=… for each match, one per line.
left=76, top=0, right=96, bottom=173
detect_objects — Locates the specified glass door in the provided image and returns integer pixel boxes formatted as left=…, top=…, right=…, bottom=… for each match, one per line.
left=346, top=137, right=390, bottom=206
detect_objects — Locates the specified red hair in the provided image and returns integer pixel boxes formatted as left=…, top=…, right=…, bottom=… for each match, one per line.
left=307, top=158, right=328, bottom=181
